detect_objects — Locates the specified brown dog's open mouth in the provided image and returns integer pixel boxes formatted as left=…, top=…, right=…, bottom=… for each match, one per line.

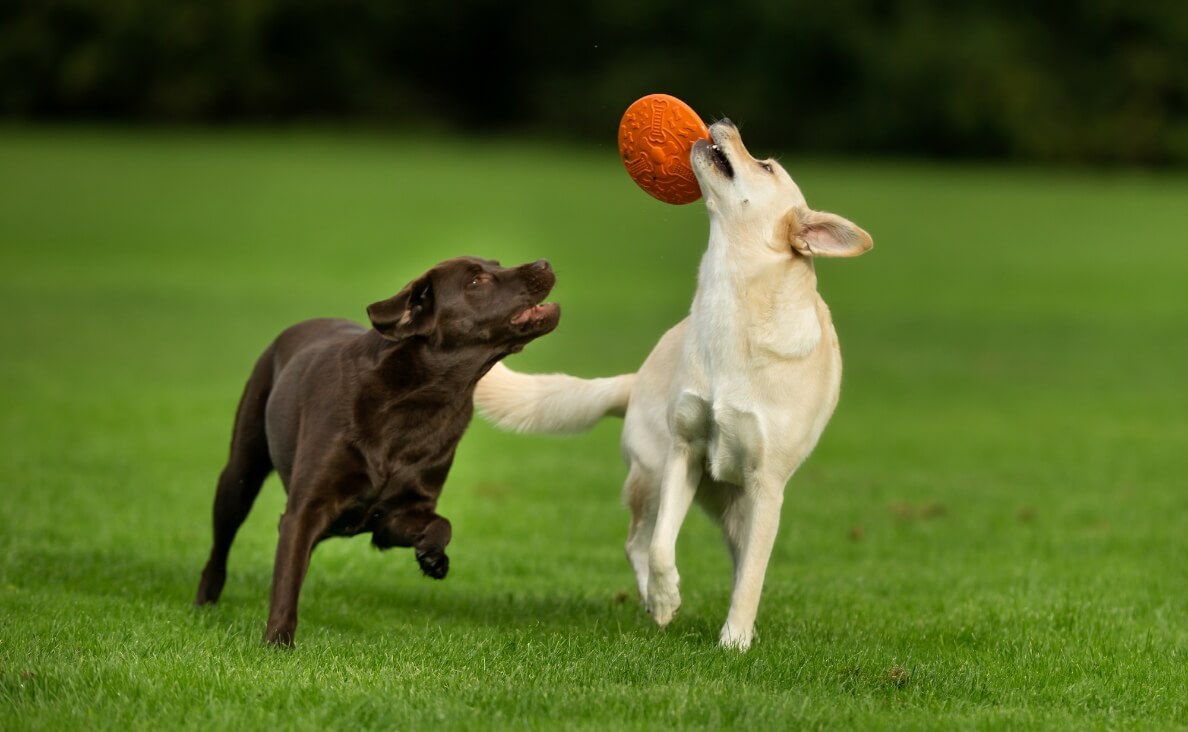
left=511, top=302, right=559, bottom=328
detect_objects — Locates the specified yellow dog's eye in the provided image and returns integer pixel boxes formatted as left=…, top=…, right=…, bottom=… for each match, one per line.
left=759, top=162, right=774, bottom=173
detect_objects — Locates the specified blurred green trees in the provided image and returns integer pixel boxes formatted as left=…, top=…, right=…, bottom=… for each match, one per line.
left=2, top=0, right=1185, bottom=164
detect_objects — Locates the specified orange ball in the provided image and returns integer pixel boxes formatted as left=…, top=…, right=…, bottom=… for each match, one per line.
left=618, top=94, right=710, bottom=205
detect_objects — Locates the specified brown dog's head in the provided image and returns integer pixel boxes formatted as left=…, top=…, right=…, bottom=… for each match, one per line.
left=367, top=257, right=560, bottom=353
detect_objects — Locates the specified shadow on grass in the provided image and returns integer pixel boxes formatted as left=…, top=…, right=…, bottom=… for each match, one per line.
left=5, top=545, right=723, bottom=648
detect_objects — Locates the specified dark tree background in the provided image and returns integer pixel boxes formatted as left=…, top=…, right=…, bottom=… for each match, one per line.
left=2, top=0, right=1185, bottom=164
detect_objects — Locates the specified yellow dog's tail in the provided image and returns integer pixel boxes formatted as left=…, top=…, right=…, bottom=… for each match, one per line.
left=474, top=362, right=635, bottom=434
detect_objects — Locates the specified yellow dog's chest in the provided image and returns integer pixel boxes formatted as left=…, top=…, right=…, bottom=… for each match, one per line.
left=672, top=390, right=764, bottom=487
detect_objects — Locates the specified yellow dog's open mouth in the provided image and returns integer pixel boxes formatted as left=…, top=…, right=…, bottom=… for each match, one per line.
left=694, top=129, right=735, bottom=178
left=709, top=140, right=734, bottom=177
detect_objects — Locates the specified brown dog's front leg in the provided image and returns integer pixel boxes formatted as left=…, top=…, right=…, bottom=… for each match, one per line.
left=414, top=515, right=452, bottom=579
left=264, top=503, right=332, bottom=646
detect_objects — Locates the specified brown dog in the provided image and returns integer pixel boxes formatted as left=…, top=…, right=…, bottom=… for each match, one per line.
left=195, top=256, right=560, bottom=645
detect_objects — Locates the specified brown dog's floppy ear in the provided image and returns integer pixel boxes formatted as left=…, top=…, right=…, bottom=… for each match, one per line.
left=367, top=272, right=437, bottom=342
left=781, top=207, right=873, bottom=258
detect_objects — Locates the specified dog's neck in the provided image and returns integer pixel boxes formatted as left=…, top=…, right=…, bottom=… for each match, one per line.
left=698, top=221, right=822, bottom=303
left=362, top=331, right=498, bottom=404
left=693, top=223, right=825, bottom=361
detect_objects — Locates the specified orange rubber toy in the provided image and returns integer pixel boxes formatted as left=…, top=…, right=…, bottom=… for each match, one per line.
left=618, top=94, right=710, bottom=204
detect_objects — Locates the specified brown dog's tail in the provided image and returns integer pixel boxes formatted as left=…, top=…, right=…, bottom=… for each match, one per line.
left=474, top=362, right=634, bottom=434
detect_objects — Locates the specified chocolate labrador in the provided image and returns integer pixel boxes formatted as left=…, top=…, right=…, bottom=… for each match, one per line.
left=194, top=256, right=560, bottom=645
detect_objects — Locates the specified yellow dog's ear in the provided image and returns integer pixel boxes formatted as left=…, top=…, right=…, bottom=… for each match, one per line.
left=780, top=206, right=873, bottom=258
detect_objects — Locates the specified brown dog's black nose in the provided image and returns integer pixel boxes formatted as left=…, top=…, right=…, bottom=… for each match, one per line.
left=529, top=259, right=550, bottom=271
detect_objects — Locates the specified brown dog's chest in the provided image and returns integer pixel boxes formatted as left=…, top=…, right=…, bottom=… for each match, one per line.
left=321, top=465, right=448, bottom=542
left=316, top=426, right=464, bottom=543
left=284, top=384, right=472, bottom=545
left=353, top=399, right=469, bottom=483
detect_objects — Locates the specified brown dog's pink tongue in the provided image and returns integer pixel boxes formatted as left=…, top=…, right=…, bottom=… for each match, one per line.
left=511, top=306, right=536, bottom=325
left=512, top=303, right=557, bottom=325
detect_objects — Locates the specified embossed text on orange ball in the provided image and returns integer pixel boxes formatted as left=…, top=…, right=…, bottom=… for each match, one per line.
left=618, top=94, right=711, bottom=205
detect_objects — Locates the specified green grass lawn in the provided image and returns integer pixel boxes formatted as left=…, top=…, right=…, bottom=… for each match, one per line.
left=2, top=128, right=1187, bottom=730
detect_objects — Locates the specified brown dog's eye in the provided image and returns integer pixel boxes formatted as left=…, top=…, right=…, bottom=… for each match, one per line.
left=469, top=274, right=492, bottom=288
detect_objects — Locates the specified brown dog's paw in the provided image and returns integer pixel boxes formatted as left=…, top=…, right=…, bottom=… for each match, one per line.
left=415, top=549, right=449, bottom=579
left=194, top=564, right=225, bottom=606
left=263, top=623, right=297, bottom=648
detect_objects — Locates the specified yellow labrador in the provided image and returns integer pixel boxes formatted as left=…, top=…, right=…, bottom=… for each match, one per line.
left=476, top=120, right=872, bottom=650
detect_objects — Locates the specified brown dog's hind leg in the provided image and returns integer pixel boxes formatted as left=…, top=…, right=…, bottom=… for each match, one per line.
left=196, top=344, right=276, bottom=606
